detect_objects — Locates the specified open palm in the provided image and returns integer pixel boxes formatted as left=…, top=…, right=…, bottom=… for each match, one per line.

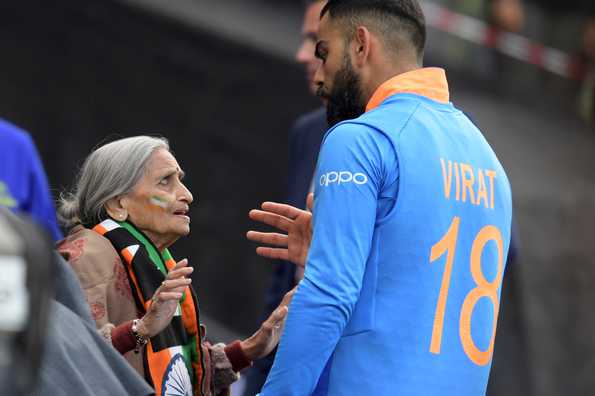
left=247, top=193, right=313, bottom=268
left=138, top=258, right=193, bottom=337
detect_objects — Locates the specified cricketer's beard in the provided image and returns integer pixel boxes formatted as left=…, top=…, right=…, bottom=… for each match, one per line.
left=321, top=53, right=367, bottom=128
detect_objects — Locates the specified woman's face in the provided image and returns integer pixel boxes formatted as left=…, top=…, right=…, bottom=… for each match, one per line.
left=122, top=148, right=193, bottom=249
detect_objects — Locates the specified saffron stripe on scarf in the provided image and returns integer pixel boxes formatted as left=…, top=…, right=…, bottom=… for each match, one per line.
left=93, top=219, right=205, bottom=396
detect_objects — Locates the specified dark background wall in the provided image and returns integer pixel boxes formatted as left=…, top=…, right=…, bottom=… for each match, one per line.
left=0, top=0, right=317, bottom=334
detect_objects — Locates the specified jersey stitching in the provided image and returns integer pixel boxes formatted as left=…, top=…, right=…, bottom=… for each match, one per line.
left=375, top=101, right=422, bottom=226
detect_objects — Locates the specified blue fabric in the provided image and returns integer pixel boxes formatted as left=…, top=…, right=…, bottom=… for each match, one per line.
left=259, top=92, right=512, bottom=395
left=0, top=119, right=62, bottom=241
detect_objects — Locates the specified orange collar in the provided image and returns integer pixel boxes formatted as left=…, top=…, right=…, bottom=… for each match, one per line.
left=366, top=67, right=450, bottom=112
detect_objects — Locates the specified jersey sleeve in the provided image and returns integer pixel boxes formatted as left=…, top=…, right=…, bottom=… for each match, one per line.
left=258, top=122, right=398, bottom=395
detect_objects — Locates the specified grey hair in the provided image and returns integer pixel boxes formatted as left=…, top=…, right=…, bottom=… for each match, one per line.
left=58, top=136, right=170, bottom=230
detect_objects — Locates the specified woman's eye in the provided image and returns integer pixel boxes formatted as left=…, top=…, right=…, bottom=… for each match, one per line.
left=158, top=178, right=169, bottom=186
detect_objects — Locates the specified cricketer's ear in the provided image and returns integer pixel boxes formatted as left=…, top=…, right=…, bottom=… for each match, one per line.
left=352, top=25, right=372, bottom=67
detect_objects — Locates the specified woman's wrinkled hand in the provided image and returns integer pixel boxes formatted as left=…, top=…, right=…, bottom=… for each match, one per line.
left=247, top=193, right=313, bottom=268
left=136, top=258, right=193, bottom=338
left=240, top=286, right=296, bottom=361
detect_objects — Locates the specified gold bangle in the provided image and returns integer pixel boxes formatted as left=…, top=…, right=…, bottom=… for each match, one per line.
left=131, top=319, right=148, bottom=354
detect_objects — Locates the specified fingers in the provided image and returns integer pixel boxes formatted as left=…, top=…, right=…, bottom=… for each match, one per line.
left=246, top=231, right=288, bottom=247
left=306, top=193, right=314, bottom=212
left=260, top=202, right=305, bottom=220
left=249, top=210, right=291, bottom=233
left=262, top=306, right=289, bottom=333
left=255, top=247, right=289, bottom=261
left=161, top=278, right=191, bottom=291
left=152, top=259, right=193, bottom=306
left=166, top=268, right=193, bottom=281
left=271, top=306, right=289, bottom=323
left=156, top=291, right=184, bottom=301
left=167, top=259, right=193, bottom=280
left=173, top=258, right=189, bottom=270
left=279, top=287, right=296, bottom=307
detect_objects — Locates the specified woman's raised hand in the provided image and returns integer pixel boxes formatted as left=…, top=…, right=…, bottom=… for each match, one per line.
left=239, top=286, right=296, bottom=360
left=247, top=193, right=313, bottom=268
left=136, top=258, right=193, bottom=338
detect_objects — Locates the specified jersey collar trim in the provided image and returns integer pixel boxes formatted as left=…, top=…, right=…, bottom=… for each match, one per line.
left=366, top=67, right=450, bottom=112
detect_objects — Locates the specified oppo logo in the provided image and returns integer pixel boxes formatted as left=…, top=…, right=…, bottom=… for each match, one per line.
left=319, top=171, right=368, bottom=187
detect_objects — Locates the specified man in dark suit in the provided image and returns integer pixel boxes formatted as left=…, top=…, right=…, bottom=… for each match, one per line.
left=241, top=1, right=327, bottom=394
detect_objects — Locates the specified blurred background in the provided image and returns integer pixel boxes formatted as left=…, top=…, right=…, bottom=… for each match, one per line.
left=0, top=0, right=594, bottom=394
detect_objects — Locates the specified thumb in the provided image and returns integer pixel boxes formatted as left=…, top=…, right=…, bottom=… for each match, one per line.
left=270, top=306, right=289, bottom=326
left=306, top=193, right=314, bottom=213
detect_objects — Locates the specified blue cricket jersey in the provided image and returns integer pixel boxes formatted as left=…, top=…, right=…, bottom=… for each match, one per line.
left=0, top=119, right=63, bottom=240
left=259, top=68, right=512, bottom=395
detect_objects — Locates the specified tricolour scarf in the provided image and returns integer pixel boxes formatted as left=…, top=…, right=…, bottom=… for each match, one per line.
left=93, top=218, right=206, bottom=396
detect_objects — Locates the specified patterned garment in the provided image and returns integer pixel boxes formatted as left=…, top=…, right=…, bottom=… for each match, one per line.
left=94, top=219, right=207, bottom=396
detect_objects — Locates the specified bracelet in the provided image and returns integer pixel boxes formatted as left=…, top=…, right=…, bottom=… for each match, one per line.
left=131, top=319, right=148, bottom=354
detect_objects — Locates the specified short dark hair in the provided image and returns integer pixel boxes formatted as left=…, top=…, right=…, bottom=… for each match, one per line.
left=320, top=0, right=426, bottom=60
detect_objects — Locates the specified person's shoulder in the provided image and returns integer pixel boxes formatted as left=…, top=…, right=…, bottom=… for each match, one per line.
left=58, top=226, right=119, bottom=272
left=358, top=95, right=458, bottom=140
left=322, top=119, right=388, bottom=153
left=327, top=119, right=374, bottom=136
left=363, top=96, right=424, bottom=127
left=0, top=119, right=34, bottom=146
left=0, top=119, right=37, bottom=159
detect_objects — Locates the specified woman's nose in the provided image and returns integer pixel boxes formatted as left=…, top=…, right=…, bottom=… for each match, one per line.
left=179, top=183, right=193, bottom=205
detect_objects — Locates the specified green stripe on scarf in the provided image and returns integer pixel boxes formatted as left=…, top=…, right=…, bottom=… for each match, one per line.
left=116, top=221, right=194, bottom=385
left=119, top=221, right=187, bottom=304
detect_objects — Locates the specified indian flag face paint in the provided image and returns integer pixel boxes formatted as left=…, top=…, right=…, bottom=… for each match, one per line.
left=150, top=195, right=170, bottom=209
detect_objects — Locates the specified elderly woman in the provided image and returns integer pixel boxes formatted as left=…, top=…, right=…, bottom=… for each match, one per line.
left=57, top=136, right=292, bottom=396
